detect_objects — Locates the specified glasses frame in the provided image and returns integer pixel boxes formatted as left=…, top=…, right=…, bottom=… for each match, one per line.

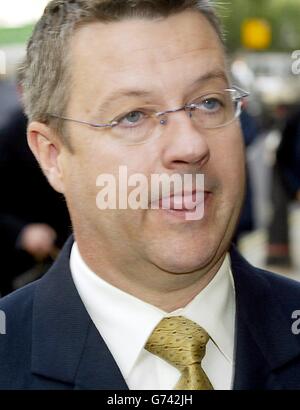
left=48, top=85, right=249, bottom=131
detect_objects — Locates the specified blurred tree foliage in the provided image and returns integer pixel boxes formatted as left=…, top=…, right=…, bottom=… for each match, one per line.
left=0, top=24, right=33, bottom=46
left=0, top=0, right=299, bottom=51
left=219, top=0, right=300, bottom=52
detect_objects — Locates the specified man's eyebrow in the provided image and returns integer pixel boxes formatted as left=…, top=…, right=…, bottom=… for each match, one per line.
left=95, top=70, right=229, bottom=114
left=188, top=70, right=229, bottom=90
left=95, top=90, right=153, bottom=114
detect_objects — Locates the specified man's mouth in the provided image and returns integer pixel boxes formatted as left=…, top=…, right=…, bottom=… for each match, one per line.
left=150, top=190, right=210, bottom=211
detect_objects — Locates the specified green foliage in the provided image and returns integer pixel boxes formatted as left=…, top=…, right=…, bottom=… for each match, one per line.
left=0, top=24, right=34, bottom=46
left=220, top=0, right=300, bottom=52
left=0, top=1, right=299, bottom=51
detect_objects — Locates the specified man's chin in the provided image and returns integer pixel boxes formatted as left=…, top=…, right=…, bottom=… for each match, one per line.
left=153, top=251, right=217, bottom=275
left=146, top=231, right=231, bottom=275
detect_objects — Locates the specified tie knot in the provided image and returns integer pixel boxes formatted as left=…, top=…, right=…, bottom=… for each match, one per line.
left=145, top=316, right=210, bottom=371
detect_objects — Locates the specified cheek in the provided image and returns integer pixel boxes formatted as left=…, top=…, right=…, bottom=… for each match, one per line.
left=224, top=147, right=245, bottom=185
left=61, top=155, right=98, bottom=211
left=211, top=132, right=245, bottom=195
left=64, top=144, right=153, bottom=214
left=218, top=126, right=244, bottom=164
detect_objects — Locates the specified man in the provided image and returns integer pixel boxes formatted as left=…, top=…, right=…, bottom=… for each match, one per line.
left=0, top=0, right=300, bottom=390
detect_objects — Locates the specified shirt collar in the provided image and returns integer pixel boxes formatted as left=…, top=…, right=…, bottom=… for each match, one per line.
left=70, top=242, right=235, bottom=378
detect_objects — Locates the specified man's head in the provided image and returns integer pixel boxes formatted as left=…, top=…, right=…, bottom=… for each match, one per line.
left=26, top=0, right=246, bottom=283
left=21, top=0, right=224, bottom=148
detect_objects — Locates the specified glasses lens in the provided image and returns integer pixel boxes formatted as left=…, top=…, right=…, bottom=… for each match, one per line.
left=110, top=113, right=159, bottom=145
left=190, top=90, right=239, bottom=129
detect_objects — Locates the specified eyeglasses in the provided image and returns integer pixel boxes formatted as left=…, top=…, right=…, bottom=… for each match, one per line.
left=48, top=86, right=249, bottom=145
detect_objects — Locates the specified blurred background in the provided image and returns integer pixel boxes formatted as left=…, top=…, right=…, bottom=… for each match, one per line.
left=0, top=0, right=299, bottom=296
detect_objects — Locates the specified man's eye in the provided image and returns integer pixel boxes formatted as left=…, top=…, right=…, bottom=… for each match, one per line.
left=201, top=98, right=222, bottom=111
left=119, top=111, right=145, bottom=126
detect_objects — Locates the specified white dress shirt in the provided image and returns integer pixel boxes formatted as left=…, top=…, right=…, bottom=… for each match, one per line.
left=70, top=242, right=236, bottom=390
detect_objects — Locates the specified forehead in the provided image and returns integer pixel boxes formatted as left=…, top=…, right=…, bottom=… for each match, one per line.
left=69, top=11, right=227, bottom=104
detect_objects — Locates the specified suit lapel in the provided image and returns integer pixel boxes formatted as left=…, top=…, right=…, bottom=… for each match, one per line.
left=73, top=322, right=129, bottom=390
left=31, top=236, right=128, bottom=390
left=232, top=311, right=279, bottom=389
left=230, top=247, right=300, bottom=389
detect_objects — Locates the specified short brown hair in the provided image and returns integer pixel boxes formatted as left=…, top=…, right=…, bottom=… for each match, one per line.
left=21, top=0, right=224, bottom=147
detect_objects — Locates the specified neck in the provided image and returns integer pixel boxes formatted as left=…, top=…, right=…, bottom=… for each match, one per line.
left=75, top=233, right=227, bottom=312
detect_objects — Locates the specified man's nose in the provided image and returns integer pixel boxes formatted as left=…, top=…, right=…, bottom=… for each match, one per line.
left=160, top=111, right=210, bottom=171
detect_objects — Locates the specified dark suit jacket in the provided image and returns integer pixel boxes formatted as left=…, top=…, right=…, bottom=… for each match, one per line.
left=277, top=109, right=300, bottom=199
left=1, top=236, right=300, bottom=390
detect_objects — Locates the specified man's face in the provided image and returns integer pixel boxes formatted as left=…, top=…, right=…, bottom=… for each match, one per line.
left=59, top=10, right=245, bottom=274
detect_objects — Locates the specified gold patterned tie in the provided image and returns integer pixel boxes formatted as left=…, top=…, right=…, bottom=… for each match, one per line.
left=145, top=316, right=213, bottom=390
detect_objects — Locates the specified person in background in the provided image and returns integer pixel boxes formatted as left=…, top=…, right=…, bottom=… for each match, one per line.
left=0, top=82, right=71, bottom=296
left=266, top=107, right=300, bottom=267
left=233, top=108, right=259, bottom=242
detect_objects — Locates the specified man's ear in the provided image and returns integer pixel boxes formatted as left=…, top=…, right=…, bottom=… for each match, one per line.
left=27, top=122, right=66, bottom=194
